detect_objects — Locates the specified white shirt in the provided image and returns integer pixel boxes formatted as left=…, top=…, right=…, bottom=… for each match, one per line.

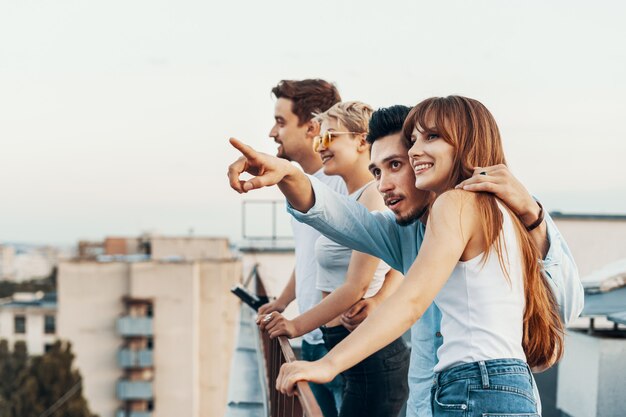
left=434, top=204, right=527, bottom=372
left=314, top=181, right=388, bottom=298
left=292, top=168, right=347, bottom=345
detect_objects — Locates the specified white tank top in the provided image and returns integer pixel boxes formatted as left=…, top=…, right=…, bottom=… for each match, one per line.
left=314, top=182, right=389, bottom=298
left=433, top=203, right=527, bottom=372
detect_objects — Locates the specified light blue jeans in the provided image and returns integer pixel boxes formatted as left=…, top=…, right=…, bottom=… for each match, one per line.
left=431, top=359, right=539, bottom=417
left=302, top=340, right=344, bottom=417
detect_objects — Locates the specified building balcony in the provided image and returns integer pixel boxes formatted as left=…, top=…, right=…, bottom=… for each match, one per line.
left=118, top=348, right=153, bottom=368
left=116, top=411, right=151, bottom=417
left=117, top=317, right=153, bottom=336
left=116, top=380, right=153, bottom=400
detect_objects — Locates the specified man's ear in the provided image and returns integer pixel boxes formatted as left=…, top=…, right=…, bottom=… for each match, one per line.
left=305, top=119, right=320, bottom=139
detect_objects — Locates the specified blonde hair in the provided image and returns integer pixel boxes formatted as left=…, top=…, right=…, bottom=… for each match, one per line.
left=315, top=101, right=373, bottom=133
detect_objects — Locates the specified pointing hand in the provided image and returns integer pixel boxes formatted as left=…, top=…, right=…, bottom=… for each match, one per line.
left=227, top=138, right=292, bottom=193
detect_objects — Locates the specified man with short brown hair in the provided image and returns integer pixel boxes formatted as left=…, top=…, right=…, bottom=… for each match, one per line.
left=258, top=79, right=346, bottom=416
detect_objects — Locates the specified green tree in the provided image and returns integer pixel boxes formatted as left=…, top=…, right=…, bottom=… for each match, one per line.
left=29, top=341, right=97, bottom=417
left=0, top=340, right=11, bottom=416
left=0, top=341, right=33, bottom=417
left=0, top=340, right=97, bottom=417
left=0, top=276, right=55, bottom=299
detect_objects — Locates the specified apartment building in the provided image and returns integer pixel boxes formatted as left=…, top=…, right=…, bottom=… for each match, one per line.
left=0, top=291, right=57, bottom=355
left=58, top=236, right=241, bottom=417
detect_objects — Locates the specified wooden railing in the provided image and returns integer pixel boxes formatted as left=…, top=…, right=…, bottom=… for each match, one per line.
left=252, top=264, right=323, bottom=417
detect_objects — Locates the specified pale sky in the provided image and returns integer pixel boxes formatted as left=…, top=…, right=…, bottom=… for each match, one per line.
left=1, top=0, right=625, bottom=245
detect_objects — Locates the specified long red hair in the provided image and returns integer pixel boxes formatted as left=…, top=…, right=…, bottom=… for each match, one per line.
left=403, top=96, right=563, bottom=369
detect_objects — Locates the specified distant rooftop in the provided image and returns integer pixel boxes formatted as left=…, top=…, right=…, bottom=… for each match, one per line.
left=580, top=259, right=626, bottom=323
left=550, top=212, right=626, bottom=221
left=75, top=235, right=234, bottom=262
left=0, top=291, right=57, bottom=309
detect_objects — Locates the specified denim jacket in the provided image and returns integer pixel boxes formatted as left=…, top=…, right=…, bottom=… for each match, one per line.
left=287, top=175, right=584, bottom=417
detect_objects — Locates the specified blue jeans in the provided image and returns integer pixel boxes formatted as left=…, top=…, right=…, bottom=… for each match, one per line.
left=301, top=340, right=344, bottom=417
left=431, top=359, right=539, bottom=417
left=322, top=325, right=410, bottom=417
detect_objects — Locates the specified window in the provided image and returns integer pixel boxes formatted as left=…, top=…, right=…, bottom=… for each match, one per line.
left=44, top=315, right=56, bottom=334
left=14, top=315, right=26, bottom=334
left=44, top=343, right=54, bottom=353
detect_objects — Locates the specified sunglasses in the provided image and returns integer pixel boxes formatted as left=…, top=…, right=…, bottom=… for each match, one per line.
left=313, top=131, right=363, bottom=152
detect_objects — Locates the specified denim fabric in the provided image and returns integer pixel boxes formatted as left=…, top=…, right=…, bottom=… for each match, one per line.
left=288, top=176, right=583, bottom=417
left=301, top=340, right=344, bottom=417
left=430, top=359, right=539, bottom=417
left=322, top=325, right=410, bottom=417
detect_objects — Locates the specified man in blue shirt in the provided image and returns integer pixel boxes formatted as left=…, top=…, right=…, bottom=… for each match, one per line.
left=228, top=105, right=583, bottom=417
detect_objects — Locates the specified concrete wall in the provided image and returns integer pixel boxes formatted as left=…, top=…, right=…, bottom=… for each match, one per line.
left=553, top=218, right=626, bottom=277
left=151, top=237, right=232, bottom=261
left=0, top=306, right=56, bottom=355
left=58, top=256, right=243, bottom=417
left=58, top=261, right=130, bottom=417
left=198, top=260, right=242, bottom=417
left=557, top=331, right=626, bottom=417
left=130, top=262, right=198, bottom=417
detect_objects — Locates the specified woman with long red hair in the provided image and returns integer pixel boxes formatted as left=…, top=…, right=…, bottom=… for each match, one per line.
left=275, top=96, right=564, bottom=416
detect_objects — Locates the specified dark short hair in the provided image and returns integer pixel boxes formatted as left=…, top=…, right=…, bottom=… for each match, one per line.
left=366, top=105, right=412, bottom=148
left=271, top=79, right=341, bottom=126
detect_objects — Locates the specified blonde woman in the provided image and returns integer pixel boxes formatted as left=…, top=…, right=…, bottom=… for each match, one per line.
left=259, top=101, right=409, bottom=417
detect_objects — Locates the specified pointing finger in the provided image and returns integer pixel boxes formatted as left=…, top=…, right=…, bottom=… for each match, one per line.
left=230, top=138, right=259, bottom=160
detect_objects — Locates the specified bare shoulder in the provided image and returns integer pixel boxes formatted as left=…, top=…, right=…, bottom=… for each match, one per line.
left=432, top=189, right=478, bottom=210
left=429, top=189, right=481, bottom=231
left=358, top=182, right=386, bottom=212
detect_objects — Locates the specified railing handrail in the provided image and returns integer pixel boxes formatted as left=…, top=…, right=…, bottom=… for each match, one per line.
left=276, top=337, right=323, bottom=417
left=251, top=265, right=323, bottom=417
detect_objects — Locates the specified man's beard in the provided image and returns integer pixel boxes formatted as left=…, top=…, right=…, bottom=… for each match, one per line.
left=276, top=146, right=287, bottom=160
left=395, top=205, right=428, bottom=226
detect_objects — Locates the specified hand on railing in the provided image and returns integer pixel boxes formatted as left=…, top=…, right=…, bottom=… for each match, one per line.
left=276, top=359, right=336, bottom=396
left=261, top=332, right=324, bottom=417
left=253, top=264, right=323, bottom=416
left=257, top=311, right=299, bottom=339
left=258, top=299, right=287, bottom=315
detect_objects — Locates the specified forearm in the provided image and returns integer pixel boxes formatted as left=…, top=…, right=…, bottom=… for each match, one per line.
left=370, top=269, right=403, bottom=302
left=293, top=283, right=367, bottom=336
left=278, top=166, right=315, bottom=213
left=287, top=176, right=404, bottom=271
left=516, top=202, right=583, bottom=321
left=519, top=201, right=549, bottom=258
left=323, top=284, right=422, bottom=373
left=321, top=191, right=470, bottom=378
left=541, top=214, right=584, bottom=325
left=277, top=270, right=297, bottom=306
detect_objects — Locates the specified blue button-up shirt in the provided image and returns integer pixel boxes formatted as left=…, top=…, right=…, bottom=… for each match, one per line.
left=288, top=175, right=584, bottom=417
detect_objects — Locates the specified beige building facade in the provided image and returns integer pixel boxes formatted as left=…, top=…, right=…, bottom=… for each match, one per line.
left=58, top=236, right=241, bottom=417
